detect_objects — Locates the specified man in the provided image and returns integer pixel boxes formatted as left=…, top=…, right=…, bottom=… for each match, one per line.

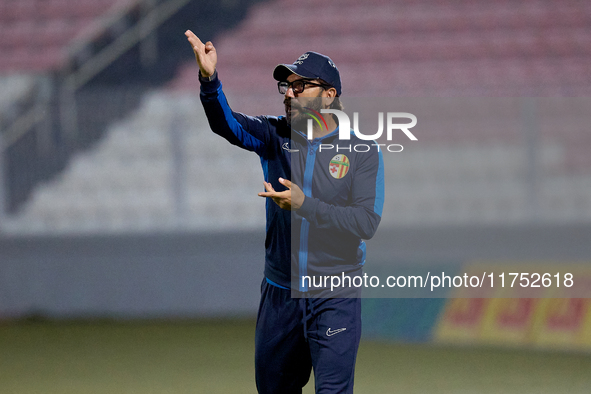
left=186, top=30, right=383, bottom=394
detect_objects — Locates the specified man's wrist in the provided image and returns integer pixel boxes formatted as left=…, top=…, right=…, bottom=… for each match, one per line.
left=293, top=195, right=304, bottom=211
left=199, top=69, right=217, bottom=82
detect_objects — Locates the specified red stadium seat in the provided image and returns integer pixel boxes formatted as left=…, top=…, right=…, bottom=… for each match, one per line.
left=0, top=0, right=36, bottom=22
left=0, top=0, right=129, bottom=73
left=38, top=0, right=119, bottom=20
left=171, top=0, right=591, bottom=106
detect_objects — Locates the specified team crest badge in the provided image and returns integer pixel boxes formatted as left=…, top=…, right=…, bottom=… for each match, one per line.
left=329, top=154, right=350, bottom=179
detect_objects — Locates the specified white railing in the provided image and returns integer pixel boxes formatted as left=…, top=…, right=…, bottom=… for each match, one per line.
left=0, top=0, right=192, bottom=150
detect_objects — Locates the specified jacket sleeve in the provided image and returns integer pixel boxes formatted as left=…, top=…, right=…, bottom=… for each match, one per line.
left=200, top=73, right=269, bottom=156
left=296, top=149, right=384, bottom=240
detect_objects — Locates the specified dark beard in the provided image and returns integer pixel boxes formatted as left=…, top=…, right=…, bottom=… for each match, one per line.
left=284, top=96, right=323, bottom=131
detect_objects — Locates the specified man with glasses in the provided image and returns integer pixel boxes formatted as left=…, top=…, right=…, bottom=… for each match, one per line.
left=186, top=30, right=384, bottom=394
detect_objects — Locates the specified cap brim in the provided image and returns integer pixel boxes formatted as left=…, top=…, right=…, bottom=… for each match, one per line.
left=273, top=64, right=316, bottom=81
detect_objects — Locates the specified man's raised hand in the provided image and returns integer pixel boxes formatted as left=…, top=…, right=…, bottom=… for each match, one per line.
left=185, top=30, right=217, bottom=77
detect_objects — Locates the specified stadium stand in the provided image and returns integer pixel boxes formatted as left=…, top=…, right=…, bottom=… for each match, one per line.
left=1, top=0, right=591, bottom=233
left=2, top=92, right=265, bottom=233
left=0, top=0, right=135, bottom=72
left=172, top=0, right=591, bottom=100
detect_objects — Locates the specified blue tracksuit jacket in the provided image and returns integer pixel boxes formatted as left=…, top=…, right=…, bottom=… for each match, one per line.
left=200, top=74, right=384, bottom=294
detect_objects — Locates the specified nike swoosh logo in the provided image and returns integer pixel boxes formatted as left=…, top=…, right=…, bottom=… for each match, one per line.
left=326, top=327, right=347, bottom=337
left=282, top=142, right=299, bottom=152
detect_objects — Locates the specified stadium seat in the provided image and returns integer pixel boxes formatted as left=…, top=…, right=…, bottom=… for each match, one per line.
left=0, top=0, right=131, bottom=73
left=4, top=0, right=591, bottom=234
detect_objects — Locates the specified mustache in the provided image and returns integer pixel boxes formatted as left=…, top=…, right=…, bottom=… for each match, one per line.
left=284, top=98, right=304, bottom=111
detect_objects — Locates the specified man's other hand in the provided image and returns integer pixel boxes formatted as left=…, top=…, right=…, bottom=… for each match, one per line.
left=258, top=178, right=305, bottom=211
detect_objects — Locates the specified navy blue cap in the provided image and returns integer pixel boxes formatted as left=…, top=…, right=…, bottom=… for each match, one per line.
left=273, top=51, right=342, bottom=96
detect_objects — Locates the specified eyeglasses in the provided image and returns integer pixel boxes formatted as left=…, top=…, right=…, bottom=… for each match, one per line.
left=277, top=80, right=330, bottom=95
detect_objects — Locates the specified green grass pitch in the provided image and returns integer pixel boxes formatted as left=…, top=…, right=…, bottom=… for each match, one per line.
left=1, top=319, right=589, bottom=393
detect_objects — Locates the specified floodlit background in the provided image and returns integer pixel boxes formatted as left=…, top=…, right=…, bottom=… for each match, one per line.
left=1, top=0, right=590, bottom=392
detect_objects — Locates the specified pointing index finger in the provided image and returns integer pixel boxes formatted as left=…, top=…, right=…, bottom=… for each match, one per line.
left=185, top=30, right=204, bottom=49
